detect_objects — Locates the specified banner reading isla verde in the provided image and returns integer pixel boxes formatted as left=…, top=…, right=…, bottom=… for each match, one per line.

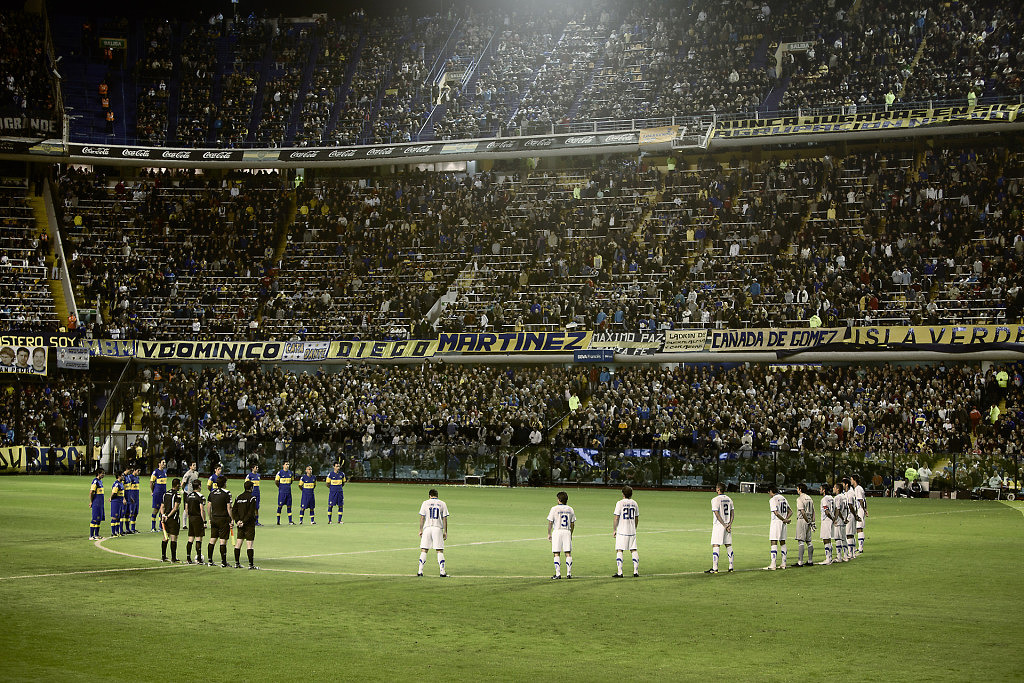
left=849, top=325, right=1024, bottom=347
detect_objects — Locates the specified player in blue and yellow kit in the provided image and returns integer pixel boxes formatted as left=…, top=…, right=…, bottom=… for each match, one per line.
left=299, top=466, right=317, bottom=524
left=326, top=462, right=347, bottom=524
left=207, top=464, right=222, bottom=493
left=275, top=461, right=294, bottom=525
left=150, top=459, right=167, bottom=532
left=125, top=471, right=140, bottom=532
left=245, top=464, right=262, bottom=526
left=89, top=469, right=106, bottom=539
left=110, top=473, right=126, bottom=536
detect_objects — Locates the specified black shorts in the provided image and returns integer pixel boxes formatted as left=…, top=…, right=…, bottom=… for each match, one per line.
left=188, top=516, right=206, bottom=537
left=163, top=518, right=180, bottom=536
left=210, top=517, right=231, bottom=540
left=236, top=522, right=255, bottom=542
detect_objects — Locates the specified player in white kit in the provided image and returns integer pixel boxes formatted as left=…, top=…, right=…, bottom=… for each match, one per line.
left=417, top=489, right=449, bottom=577
left=832, top=481, right=850, bottom=561
left=818, top=484, right=835, bottom=565
left=612, top=486, right=639, bottom=577
left=842, top=478, right=859, bottom=558
left=547, top=491, right=576, bottom=579
left=764, top=484, right=791, bottom=570
left=705, top=482, right=734, bottom=574
left=851, top=474, right=867, bottom=553
left=794, top=483, right=815, bottom=567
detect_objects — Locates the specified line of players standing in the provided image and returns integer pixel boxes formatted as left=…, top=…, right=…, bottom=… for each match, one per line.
left=705, top=475, right=868, bottom=573
left=89, top=459, right=349, bottom=568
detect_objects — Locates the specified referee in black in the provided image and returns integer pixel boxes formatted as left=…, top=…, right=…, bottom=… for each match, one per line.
left=159, top=478, right=182, bottom=562
left=232, top=480, right=260, bottom=569
left=184, top=481, right=207, bottom=564
left=205, top=475, right=234, bottom=567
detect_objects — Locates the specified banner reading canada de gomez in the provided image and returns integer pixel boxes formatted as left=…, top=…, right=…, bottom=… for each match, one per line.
left=709, top=328, right=846, bottom=352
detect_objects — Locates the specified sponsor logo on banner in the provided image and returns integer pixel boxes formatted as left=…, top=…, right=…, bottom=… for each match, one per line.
left=602, top=133, right=637, bottom=144
left=366, top=147, right=397, bottom=156
left=0, top=446, right=25, bottom=473
left=564, top=135, right=597, bottom=145
left=403, top=144, right=434, bottom=154
left=523, top=138, right=554, bottom=148
left=285, top=150, right=319, bottom=159
left=590, top=332, right=663, bottom=349
left=81, top=146, right=111, bottom=156
left=0, top=344, right=47, bottom=375
left=57, top=347, right=91, bottom=370
left=574, top=349, right=614, bottom=363
left=715, top=103, right=1021, bottom=139
left=435, top=331, right=592, bottom=353
left=709, top=328, right=845, bottom=351
left=121, top=148, right=152, bottom=158
left=663, top=329, right=708, bottom=352
left=850, top=325, right=1024, bottom=347
left=201, top=151, right=234, bottom=160
left=161, top=150, right=191, bottom=159
left=329, top=149, right=357, bottom=158
left=481, top=139, right=518, bottom=151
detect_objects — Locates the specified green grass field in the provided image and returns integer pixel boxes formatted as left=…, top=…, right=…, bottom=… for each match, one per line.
left=0, top=477, right=1022, bottom=681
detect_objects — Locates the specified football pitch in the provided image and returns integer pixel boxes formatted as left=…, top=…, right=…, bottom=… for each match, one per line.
left=0, top=478, right=1021, bottom=681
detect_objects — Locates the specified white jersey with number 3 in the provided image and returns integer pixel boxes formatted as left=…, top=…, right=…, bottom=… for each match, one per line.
left=614, top=499, right=639, bottom=535
left=547, top=504, right=576, bottom=531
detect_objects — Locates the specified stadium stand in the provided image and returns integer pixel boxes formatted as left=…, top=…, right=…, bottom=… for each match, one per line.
left=56, top=167, right=291, bottom=340
left=0, top=178, right=59, bottom=334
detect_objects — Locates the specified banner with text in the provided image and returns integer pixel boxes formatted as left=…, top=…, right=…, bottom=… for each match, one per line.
left=709, top=328, right=846, bottom=352
left=663, top=329, right=710, bottom=353
left=0, top=344, right=47, bottom=375
left=850, top=325, right=1024, bottom=348
left=0, top=446, right=26, bottom=473
left=714, top=103, right=1021, bottom=140
left=57, top=347, right=90, bottom=370
left=26, top=445, right=84, bottom=473
left=590, top=332, right=663, bottom=350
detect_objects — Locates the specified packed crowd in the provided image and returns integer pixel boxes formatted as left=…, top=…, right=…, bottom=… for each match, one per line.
left=44, top=141, right=1024, bottom=341
left=56, top=167, right=291, bottom=340
left=43, top=0, right=1024, bottom=147
left=0, top=180, right=58, bottom=332
left=0, top=11, right=57, bottom=114
left=127, top=361, right=1021, bottom=489
left=0, top=374, right=89, bottom=449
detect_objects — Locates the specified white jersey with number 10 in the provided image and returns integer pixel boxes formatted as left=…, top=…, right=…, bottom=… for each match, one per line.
left=419, top=499, right=449, bottom=528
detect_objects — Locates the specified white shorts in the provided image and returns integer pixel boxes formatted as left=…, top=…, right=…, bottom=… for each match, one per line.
left=856, top=511, right=865, bottom=531
left=769, top=519, right=787, bottom=542
left=846, top=519, right=856, bottom=538
left=711, top=525, right=732, bottom=546
left=820, top=521, right=833, bottom=541
left=551, top=529, right=572, bottom=553
left=615, top=533, right=637, bottom=552
left=795, top=520, right=812, bottom=543
left=833, top=523, right=846, bottom=542
left=420, top=526, right=444, bottom=550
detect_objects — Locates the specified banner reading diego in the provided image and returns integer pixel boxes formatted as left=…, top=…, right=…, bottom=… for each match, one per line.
left=709, top=328, right=846, bottom=352
left=330, top=339, right=439, bottom=360
left=0, top=344, right=47, bottom=375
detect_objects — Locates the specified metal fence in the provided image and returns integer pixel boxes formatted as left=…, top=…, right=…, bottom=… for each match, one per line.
left=167, top=439, right=1022, bottom=498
